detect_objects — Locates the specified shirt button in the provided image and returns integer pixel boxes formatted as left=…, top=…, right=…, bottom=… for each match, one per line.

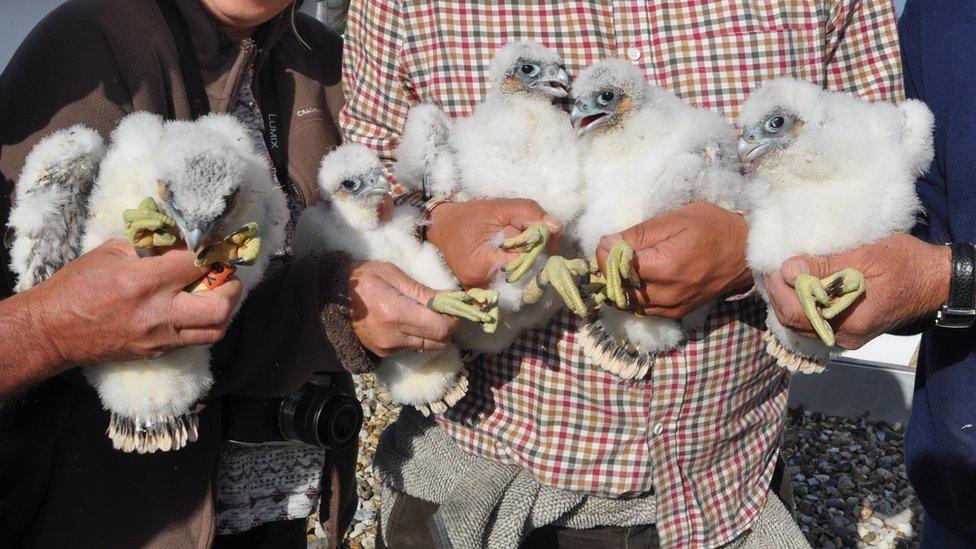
left=627, top=47, right=642, bottom=61
left=652, top=422, right=665, bottom=437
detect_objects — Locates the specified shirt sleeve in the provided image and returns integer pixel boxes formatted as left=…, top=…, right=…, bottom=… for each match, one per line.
left=340, top=0, right=412, bottom=184
left=822, top=0, right=905, bottom=102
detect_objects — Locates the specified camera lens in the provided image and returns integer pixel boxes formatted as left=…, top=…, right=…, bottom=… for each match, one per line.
left=318, top=398, right=361, bottom=448
left=279, top=385, right=363, bottom=449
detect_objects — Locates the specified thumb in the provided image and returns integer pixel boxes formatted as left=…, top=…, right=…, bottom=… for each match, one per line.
left=780, top=254, right=835, bottom=286
left=502, top=199, right=562, bottom=235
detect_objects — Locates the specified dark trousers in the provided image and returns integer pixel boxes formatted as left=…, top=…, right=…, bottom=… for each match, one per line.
left=212, top=518, right=307, bottom=549
left=379, top=459, right=793, bottom=548
left=921, top=512, right=976, bottom=549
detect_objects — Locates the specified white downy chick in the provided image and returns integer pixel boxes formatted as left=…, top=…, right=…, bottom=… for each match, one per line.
left=572, top=59, right=744, bottom=380
left=294, top=143, right=495, bottom=415
left=739, top=78, right=933, bottom=372
left=401, top=41, right=583, bottom=355
left=8, top=112, right=288, bottom=453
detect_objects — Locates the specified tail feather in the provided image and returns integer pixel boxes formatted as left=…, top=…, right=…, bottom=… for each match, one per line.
left=8, top=125, right=106, bottom=291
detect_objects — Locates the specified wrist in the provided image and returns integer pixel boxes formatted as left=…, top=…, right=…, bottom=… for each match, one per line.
left=929, top=241, right=974, bottom=328
left=425, top=200, right=459, bottom=246
left=22, top=286, right=71, bottom=369
left=725, top=211, right=753, bottom=292
left=0, top=289, right=69, bottom=397
left=323, top=257, right=377, bottom=374
left=922, top=243, right=953, bottom=315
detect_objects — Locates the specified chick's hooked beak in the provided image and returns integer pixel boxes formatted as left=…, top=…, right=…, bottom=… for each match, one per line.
left=737, top=125, right=774, bottom=163
left=360, top=170, right=392, bottom=198
left=571, top=97, right=611, bottom=136
left=183, top=226, right=206, bottom=252
left=532, top=63, right=571, bottom=98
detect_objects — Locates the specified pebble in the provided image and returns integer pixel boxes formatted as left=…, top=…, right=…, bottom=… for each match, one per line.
left=838, top=475, right=856, bottom=495
left=355, top=508, right=376, bottom=522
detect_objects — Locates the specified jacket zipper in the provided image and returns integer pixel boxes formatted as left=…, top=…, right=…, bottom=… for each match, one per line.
left=289, top=175, right=307, bottom=208
left=225, top=41, right=257, bottom=114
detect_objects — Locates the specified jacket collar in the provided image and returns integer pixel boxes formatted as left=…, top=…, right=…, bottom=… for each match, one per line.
left=170, top=0, right=293, bottom=112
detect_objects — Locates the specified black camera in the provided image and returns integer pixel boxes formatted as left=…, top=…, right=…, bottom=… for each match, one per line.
left=222, top=373, right=363, bottom=449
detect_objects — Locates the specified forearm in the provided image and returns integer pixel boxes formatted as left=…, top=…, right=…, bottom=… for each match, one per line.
left=340, top=0, right=409, bottom=160
left=0, top=291, right=66, bottom=399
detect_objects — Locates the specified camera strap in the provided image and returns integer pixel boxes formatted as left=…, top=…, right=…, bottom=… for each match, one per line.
left=157, top=0, right=211, bottom=118
left=157, top=0, right=289, bottom=189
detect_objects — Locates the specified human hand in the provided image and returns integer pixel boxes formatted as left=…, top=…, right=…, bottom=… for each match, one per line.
left=348, top=261, right=459, bottom=357
left=426, top=198, right=562, bottom=289
left=28, top=239, right=243, bottom=365
left=764, top=233, right=950, bottom=349
left=595, top=202, right=752, bottom=318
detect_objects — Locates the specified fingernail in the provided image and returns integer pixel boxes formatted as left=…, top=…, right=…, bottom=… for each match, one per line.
left=781, top=257, right=810, bottom=282
left=599, top=234, right=622, bottom=249
left=542, top=215, right=562, bottom=232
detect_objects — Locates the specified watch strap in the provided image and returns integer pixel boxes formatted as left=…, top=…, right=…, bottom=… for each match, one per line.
left=936, top=242, right=976, bottom=328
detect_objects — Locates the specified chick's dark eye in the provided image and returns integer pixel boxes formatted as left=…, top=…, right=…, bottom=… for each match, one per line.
left=225, top=188, right=240, bottom=209
left=341, top=179, right=361, bottom=191
left=598, top=91, right=616, bottom=104
left=521, top=64, right=536, bottom=74
left=768, top=116, right=786, bottom=130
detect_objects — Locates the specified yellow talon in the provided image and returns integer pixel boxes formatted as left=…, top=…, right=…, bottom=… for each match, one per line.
left=123, top=197, right=178, bottom=252
left=604, top=241, right=639, bottom=309
left=428, top=288, right=500, bottom=333
left=794, top=268, right=865, bottom=347
left=523, top=256, right=592, bottom=317
left=501, top=222, right=550, bottom=283
left=821, top=268, right=865, bottom=320
left=195, top=223, right=261, bottom=267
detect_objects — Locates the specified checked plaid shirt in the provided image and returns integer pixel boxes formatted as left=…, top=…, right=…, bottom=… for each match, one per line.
left=341, top=1, right=903, bottom=546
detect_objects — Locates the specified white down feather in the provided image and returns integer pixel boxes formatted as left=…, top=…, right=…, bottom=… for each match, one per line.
left=395, top=103, right=460, bottom=199
left=8, top=125, right=107, bottom=292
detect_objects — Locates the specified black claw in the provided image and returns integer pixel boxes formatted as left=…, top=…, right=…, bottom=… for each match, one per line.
left=229, top=225, right=251, bottom=238
left=825, top=274, right=845, bottom=296
left=196, top=242, right=218, bottom=262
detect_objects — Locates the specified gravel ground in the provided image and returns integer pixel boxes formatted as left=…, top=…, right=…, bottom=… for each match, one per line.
left=307, top=376, right=921, bottom=549
left=782, top=407, right=920, bottom=549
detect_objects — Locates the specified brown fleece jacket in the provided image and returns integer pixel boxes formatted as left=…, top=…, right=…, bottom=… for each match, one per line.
left=0, top=0, right=370, bottom=546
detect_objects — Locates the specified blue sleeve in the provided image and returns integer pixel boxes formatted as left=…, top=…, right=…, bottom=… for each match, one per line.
left=899, top=0, right=949, bottom=244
